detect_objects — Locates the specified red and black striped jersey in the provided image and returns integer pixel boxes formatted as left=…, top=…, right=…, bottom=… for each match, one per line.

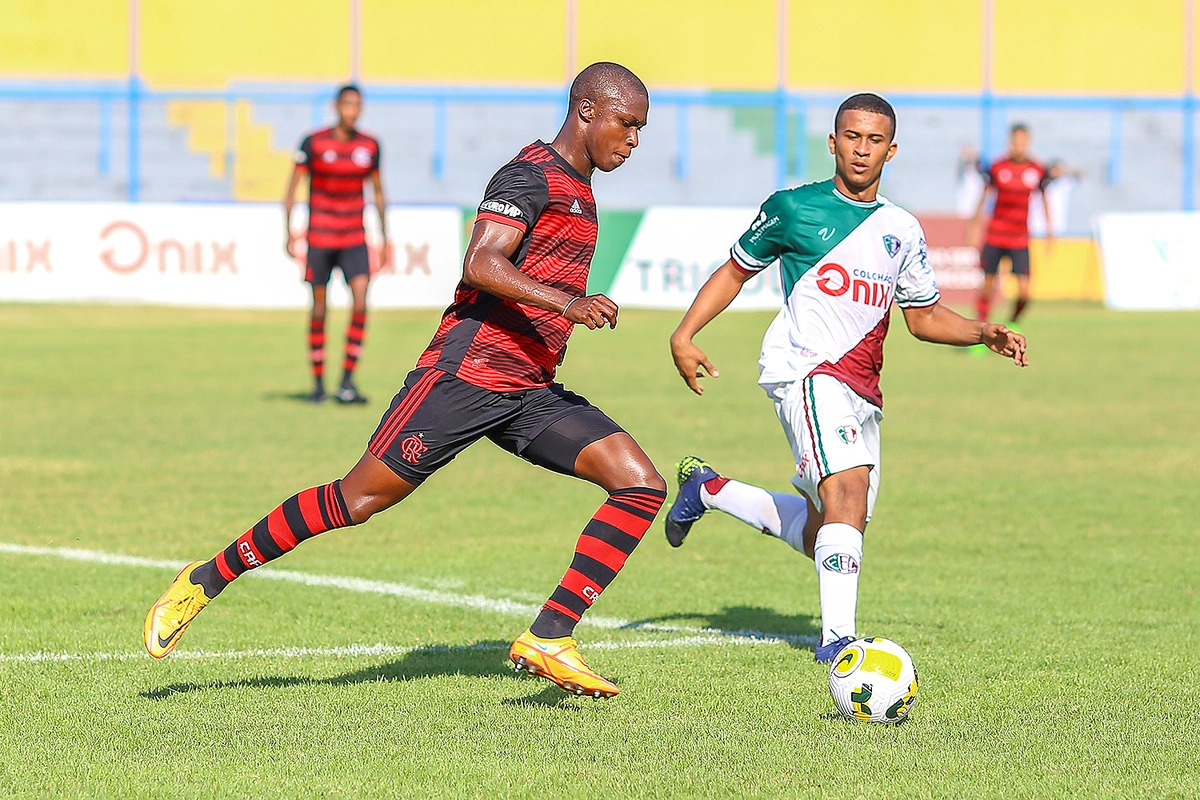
left=983, top=157, right=1048, bottom=249
left=417, top=141, right=597, bottom=392
left=294, top=128, right=380, bottom=249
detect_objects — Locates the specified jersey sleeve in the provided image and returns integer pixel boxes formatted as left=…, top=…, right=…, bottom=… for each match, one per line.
left=294, top=135, right=313, bottom=171
left=371, top=139, right=381, bottom=172
left=894, top=221, right=940, bottom=309
left=476, top=160, right=549, bottom=234
left=731, top=192, right=789, bottom=272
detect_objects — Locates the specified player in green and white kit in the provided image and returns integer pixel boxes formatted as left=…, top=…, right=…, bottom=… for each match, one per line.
left=666, top=94, right=1028, bottom=663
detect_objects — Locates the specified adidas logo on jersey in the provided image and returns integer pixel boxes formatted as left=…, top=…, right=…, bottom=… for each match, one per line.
left=569, top=198, right=583, bottom=215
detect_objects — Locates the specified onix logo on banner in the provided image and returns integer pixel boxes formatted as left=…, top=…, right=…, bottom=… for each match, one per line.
left=815, top=263, right=891, bottom=308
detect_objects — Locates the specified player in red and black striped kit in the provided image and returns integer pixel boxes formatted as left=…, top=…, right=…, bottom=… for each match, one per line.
left=146, top=64, right=663, bottom=699
left=285, top=84, right=389, bottom=404
left=970, top=123, right=1053, bottom=325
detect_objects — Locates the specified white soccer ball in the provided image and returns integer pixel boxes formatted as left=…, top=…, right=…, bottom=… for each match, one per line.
left=828, top=637, right=918, bottom=724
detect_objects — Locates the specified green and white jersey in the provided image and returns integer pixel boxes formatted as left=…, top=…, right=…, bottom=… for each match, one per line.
left=731, top=179, right=938, bottom=407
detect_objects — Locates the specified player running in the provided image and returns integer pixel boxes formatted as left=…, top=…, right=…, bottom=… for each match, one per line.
left=665, top=94, right=1027, bottom=663
left=969, top=123, right=1053, bottom=325
left=146, top=63, right=662, bottom=699
left=284, top=84, right=389, bottom=404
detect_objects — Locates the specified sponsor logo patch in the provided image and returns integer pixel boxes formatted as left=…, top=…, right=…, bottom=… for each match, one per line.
left=569, top=198, right=583, bottom=215
left=399, top=433, right=429, bottom=465
left=822, top=553, right=859, bottom=574
left=480, top=199, right=523, bottom=218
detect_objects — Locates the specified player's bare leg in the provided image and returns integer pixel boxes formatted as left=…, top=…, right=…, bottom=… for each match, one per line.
left=308, top=284, right=328, bottom=402
left=144, top=451, right=413, bottom=658
left=510, top=431, right=666, bottom=698
left=1010, top=274, right=1030, bottom=325
left=812, top=466, right=869, bottom=662
left=335, top=273, right=370, bottom=404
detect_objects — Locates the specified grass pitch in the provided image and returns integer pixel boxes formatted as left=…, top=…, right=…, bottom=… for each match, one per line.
left=0, top=302, right=1197, bottom=799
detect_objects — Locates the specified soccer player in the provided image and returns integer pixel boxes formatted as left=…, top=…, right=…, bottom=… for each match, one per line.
left=146, top=63, right=663, bottom=699
left=284, top=84, right=388, bottom=404
left=664, top=94, right=1027, bottom=663
left=969, top=123, right=1053, bottom=325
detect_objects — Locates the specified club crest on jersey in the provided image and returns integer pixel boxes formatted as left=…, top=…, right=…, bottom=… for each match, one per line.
left=351, top=147, right=373, bottom=168
left=822, top=553, right=859, bottom=574
left=837, top=424, right=859, bottom=445
left=569, top=198, right=583, bottom=215
left=882, top=234, right=901, bottom=258
left=399, top=433, right=429, bottom=465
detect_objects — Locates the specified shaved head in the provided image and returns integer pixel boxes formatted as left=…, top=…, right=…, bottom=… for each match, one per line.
left=569, top=62, right=647, bottom=108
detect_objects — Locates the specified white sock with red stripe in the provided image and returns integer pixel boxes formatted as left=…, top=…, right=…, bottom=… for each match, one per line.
left=700, top=478, right=809, bottom=552
left=813, top=522, right=863, bottom=646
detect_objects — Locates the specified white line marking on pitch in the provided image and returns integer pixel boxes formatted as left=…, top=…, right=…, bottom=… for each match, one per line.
left=0, top=635, right=785, bottom=666
left=0, top=542, right=817, bottom=645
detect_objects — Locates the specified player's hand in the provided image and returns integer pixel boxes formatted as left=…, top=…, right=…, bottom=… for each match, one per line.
left=981, top=323, right=1028, bottom=367
left=285, top=232, right=300, bottom=261
left=563, top=294, right=619, bottom=330
left=966, top=223, right=981, bottom=250
left=1043, top=234, right=1055, bottom=257
left=670, top=335, right=719, bottom=395
left=380, top=240, right=392, bottom=269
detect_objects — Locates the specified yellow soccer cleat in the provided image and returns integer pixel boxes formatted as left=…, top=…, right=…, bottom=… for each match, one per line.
left=143, top=561, right=212, bottom=659
left=509, top=629, right=619, bottom=699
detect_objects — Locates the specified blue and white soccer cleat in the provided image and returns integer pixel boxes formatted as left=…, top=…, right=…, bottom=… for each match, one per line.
left=664, top=456, right=719, bottom=548
left=814, top=635, right=856, bottom=665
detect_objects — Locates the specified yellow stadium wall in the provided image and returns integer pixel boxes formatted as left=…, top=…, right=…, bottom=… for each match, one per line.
left=2, top=0, right=1194, bottom=94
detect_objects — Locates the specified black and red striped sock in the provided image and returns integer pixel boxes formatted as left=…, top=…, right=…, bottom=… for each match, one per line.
left=309, top=315, right=326, bottom=386
left=189, top=481, right=355, bottom=598
left=531, top=486, right=667, bottom=639
left=1010, top=297, right=1029, bottom=323
left=341, top=311, right=367, bottom=386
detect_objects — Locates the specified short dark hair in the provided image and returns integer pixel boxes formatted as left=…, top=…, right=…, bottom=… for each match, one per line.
left=1010, top=123, right=1029, bottom=135
left=336, top=84, right=362, bottom=101
left=834, top=93, right=896, bottom=139
left=569, top=62, right=647, bottom=108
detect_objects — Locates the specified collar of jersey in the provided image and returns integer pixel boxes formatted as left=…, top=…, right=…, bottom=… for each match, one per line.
left=830, top=185, right=881, bottom=208
left=537, top=140, right=592, bottom=185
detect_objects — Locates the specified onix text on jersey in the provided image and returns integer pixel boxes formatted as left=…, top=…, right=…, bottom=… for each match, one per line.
left=814, top=263, right=894, bottom=308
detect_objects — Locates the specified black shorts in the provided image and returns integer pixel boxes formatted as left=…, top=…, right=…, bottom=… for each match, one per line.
left=981, top=244, right=1030, bottom=276
left=366, top=367, right=626, bottom=485
left=306, top=244, right=371, bottom=285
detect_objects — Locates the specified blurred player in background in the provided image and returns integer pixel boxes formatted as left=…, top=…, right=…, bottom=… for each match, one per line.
left=285, top=84, right=388, bottom=404
left=969, top=123, right=1052, bottom=326
left=146, top=63, right=663, bottom=699
left=665, top=94, right=1027, bottom=663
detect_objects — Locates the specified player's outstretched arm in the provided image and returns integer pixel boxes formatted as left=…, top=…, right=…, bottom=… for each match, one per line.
left=901, top=302, right=1028, bottom=366
left=670, top=259, right=755, bottom=394
left=463, top=219, right=618, bottom=329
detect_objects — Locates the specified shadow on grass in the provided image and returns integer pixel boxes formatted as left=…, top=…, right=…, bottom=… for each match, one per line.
left=260, top=390, right=321, bottom=403
left=619, top=605, right=820, bottom=651
left=501, top=684, right=584, bottom=711
left=141, top=640, right=514, bottom=701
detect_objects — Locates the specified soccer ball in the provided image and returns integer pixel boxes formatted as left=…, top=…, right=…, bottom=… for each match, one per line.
left=828, top=637, right=918, bottom=724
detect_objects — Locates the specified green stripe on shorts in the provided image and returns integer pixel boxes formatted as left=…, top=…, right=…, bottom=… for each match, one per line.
left=807, top=377, right=830, bottom=475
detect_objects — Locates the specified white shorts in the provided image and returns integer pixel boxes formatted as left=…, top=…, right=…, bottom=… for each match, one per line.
left=765, top=374, right=882, bottom=522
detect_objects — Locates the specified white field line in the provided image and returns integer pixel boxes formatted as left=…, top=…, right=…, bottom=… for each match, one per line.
left=0, top=542, right=817, bottom=646
left=0, top=634, right=786, bottom=666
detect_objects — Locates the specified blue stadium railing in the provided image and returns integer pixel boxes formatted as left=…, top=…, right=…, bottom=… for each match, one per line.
left=0, top=79, right=1195, bottom=211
